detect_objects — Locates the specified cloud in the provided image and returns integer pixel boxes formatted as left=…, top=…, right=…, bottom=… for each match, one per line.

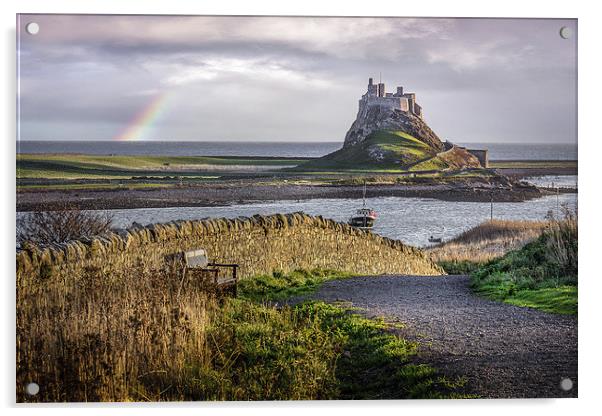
left=17, top=15, right=577, bottom=143
left=160, top=57, right=333, bottom=88
left=19, top=15, right=454, bottom=61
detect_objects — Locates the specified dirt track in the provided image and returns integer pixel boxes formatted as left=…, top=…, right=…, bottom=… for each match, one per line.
left=299, top=274, right=577, bottom=398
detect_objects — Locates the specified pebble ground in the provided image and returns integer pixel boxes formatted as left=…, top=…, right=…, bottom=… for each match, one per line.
left=299, top=274, right=577, bottom=399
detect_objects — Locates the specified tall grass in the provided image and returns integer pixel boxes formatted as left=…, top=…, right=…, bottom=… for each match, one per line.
left=17, top=264, right=346, bottom=402
left=470, top=208, right=578, bottom=314
left=17, top=265, right=214, bottom=402
left=545, top=207, right=577, bottom=281
left=428, top=220, right=549, bottom=273
left=17, top=264, right=465, bottom=402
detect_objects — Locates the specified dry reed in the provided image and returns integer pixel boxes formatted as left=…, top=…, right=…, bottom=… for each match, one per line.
left=428, top=219, right=549, bottom=264
left=17, top=263, right=215, bottom=402
left=16, top=259, right=343, bottom=402
left=545, top=207, right=578, bottom=281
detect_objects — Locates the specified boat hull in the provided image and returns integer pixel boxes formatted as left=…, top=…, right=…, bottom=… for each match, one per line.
left=349, top=215, right=376, bottom=229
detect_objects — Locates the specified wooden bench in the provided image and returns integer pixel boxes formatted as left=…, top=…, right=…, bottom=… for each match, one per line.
left=183, top=249, right=239, bottom=297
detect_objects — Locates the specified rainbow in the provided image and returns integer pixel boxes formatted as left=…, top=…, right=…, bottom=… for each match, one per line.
left=115, top=92, right=169, bottom=141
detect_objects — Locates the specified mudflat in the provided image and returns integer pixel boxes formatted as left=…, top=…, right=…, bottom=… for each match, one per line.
left=16, top=179, right=549, bottom=212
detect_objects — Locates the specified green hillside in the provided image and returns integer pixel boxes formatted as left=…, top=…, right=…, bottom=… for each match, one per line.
left=294, top=130, right=438, bottom=172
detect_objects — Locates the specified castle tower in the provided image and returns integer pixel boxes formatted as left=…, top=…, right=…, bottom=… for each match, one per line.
left=367, top=78, right=377, bottom=97
left=396, top=86, right=404, bottom=96
left=377, top=82, right=385, bottom=97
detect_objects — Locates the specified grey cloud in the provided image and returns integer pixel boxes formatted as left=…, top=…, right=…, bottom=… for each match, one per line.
left=18, top=15, right=577, bottom=143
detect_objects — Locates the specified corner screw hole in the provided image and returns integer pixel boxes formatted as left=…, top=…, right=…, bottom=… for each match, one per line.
left=560, top=378, right=573, bottom=391
left=25, top=382, right=39, bottom=396
left=26, top=22, right=40, bottom=35
left=559, top=27, right=572, bottom=39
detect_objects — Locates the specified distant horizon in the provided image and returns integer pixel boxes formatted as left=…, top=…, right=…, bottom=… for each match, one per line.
left=15, top=139, right=578, bottom=161
left=17, top=138, right=578, bottom=145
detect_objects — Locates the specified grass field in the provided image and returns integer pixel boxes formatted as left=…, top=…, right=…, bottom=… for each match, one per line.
left=18, top=182, right=180, bottom=191
left=17, top=154, right=306, bottom=179
left=489, top=160, right=577, bottom=169
left=17, top=266, right=468, bottom=402
left=239, top=269, right=355, bottom=301
left=474, top=283, right=577, bottom=315
left=17, top=149, right=577, bottom=181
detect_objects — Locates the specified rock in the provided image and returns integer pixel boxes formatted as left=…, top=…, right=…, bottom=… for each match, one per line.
left=343, top=103, right=444, bottom=151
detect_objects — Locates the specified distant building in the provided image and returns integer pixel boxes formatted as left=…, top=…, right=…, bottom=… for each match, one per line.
left=454, top=143, right=489, bottom=167
left=465, top=148, right=489, bottom=168
left=359, top=77, right=424, bottom=119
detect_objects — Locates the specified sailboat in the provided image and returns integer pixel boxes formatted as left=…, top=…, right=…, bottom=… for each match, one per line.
left=348, top=181, right=377, bottom=229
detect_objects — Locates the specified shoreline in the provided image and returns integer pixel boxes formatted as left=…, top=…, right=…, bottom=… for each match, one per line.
left=16, top=153, right=577, bottom=212
left=15, top=181, right=575, bottom=212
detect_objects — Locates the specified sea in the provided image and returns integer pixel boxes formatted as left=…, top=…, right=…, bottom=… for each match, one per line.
left=16, top=140, right=578, bottom=160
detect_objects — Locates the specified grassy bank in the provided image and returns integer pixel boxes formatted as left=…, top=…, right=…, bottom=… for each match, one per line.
left=17, top=154, right=306, bottom=179
left=428, top=219, right=549, bottom=274
left=489, top=160, right=577, bottom=169
left=470, top=214, right=577, bottom=315
left=17, top=266, right=466, bottom=402
left=428, top=216, right=577, bottom=315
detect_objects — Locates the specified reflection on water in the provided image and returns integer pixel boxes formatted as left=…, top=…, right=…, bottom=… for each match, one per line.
left=70, top=194, right=577, bottom=248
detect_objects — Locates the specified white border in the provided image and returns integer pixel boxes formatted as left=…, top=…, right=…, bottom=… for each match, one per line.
left=2, top=1, right=600, bottom=415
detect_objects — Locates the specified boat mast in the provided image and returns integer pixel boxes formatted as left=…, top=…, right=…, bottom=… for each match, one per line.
left=363, top=180, right=366, bottom=208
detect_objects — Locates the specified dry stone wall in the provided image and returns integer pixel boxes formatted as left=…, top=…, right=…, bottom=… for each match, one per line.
left=16, top=213, right=444, bottom=285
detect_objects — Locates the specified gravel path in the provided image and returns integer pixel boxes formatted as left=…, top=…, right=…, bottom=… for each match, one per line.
left=300, top=275, right=577, bottom=398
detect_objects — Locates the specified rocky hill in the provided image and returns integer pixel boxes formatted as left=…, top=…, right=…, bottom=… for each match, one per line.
left=343, top=102, right=444, bottom=152
left=296, top=79, right=482, bottom=172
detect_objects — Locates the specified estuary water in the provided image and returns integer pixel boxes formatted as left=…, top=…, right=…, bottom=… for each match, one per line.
left=523, top=175, right=578, bottom=189
left=66, top=193, right=577, bottom=248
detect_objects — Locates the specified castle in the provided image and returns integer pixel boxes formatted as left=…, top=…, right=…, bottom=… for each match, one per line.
left=359, top=77, right=423, bottom=119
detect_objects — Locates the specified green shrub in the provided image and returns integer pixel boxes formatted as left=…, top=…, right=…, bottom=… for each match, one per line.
left=470, top=212, right=577, bottom=314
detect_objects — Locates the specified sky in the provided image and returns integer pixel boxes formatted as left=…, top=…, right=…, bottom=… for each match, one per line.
left=17, top=15, right=577, bottom=143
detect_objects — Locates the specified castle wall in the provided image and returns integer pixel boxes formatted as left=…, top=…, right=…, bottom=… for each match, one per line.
left=414, top=103, right=423, bottom=118
left=408, top=98, right=415, bottom=114
left=360, top=80, right=421, bottom=115
left=360, top=96, right=409, bottom=112
left=16, top=213, right=444, bottom=287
